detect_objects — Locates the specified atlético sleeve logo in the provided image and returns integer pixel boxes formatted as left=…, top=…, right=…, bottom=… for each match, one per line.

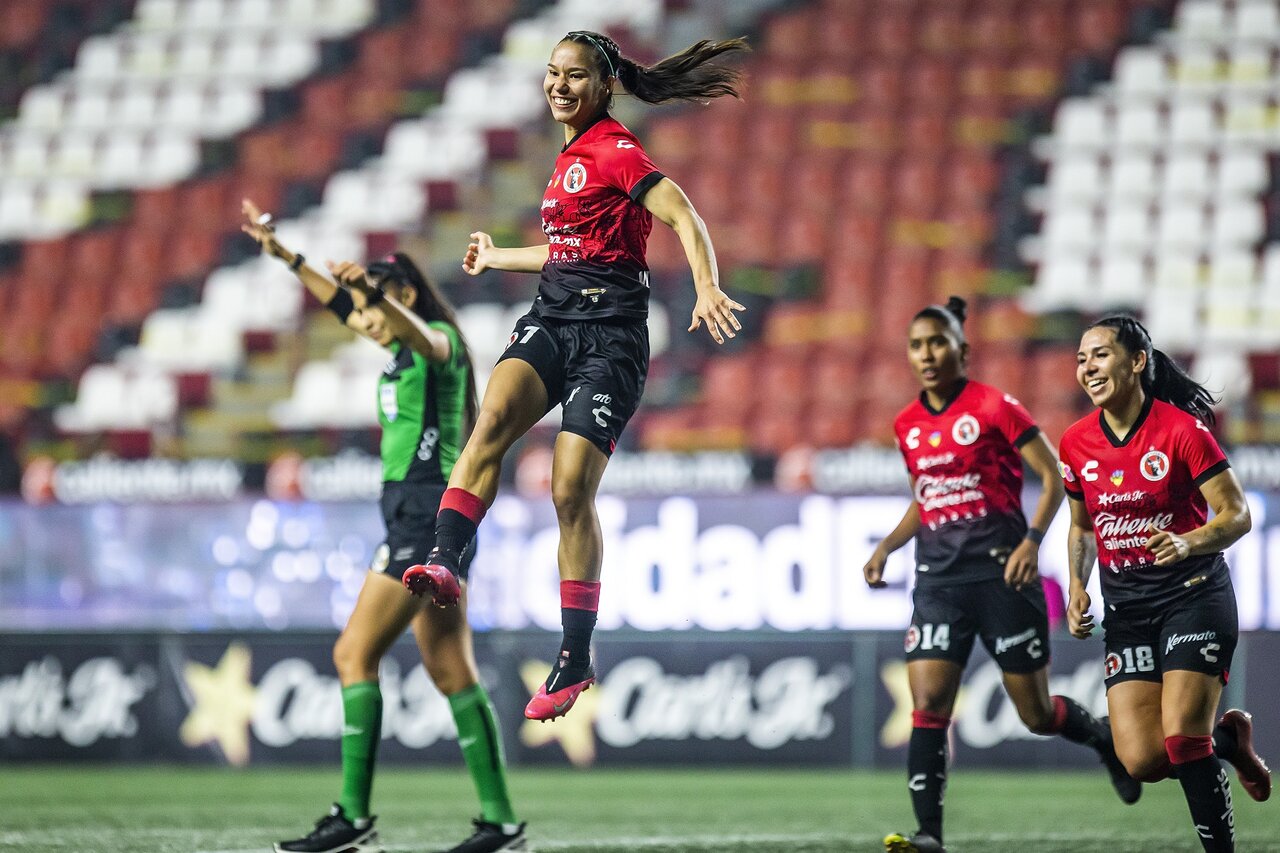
left=952, top=414, right=980, bottom=446
left=564, top=162, right=588, bottom=194
left=1140, top=449, right=1170, bottom=481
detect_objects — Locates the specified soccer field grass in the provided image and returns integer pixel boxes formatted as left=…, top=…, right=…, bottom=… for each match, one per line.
left=1, top=766, right=1277, bottom=852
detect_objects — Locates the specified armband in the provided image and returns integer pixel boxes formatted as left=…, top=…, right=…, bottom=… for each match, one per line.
left=1025, top=527, right=1046, bottom=546
left=325, top=288, right=355, bottom=323
left=289, top=253, right=305, bottom=272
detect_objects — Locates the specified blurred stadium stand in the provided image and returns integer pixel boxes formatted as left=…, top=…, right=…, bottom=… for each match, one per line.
left=5, top=0, right=1280, bottom=489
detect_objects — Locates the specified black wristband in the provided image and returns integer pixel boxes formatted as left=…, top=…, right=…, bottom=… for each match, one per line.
left=1025, top=527, right=1045, bottom=546
left=289, top=253, right=305, bottom=272
left=325, top=288, right=355, bottom=324
left=364, top=284, right=385, bottom=305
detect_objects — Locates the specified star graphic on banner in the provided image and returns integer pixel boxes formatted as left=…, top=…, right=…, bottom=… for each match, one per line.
left=878, top=660, right=966, bottom=750
left=517, top=659, right=599, bottom=767
left=179, top=642, right=257, bottom=766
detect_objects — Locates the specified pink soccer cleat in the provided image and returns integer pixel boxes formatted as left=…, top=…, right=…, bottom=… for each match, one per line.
left=525, top=654, right=595, bottom=722
left=1218, top=709, right=1271, bottom=802
left=402, top=550, right=461, bottom=607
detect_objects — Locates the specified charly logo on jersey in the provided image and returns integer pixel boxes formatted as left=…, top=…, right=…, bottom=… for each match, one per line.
left=1140, top=449, right=1170, bottom=481
left=564, top=162, right=588, bottom=193
left=1110, top=469, right=1125, bottom=486
left=951, top=414, right=980, bottom=446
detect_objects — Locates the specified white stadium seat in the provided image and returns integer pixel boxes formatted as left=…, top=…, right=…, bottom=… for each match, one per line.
left=1114, top=47, right=1169, bottom=98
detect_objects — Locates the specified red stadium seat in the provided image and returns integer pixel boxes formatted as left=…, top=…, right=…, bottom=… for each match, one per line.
left=908, top=58, right=959, bottom=107
left=918, top=5, right=966, bottom=56
left=868, top=10, right=915, bottom=60
left=807, top=401, right=866, bottom=448
left=700, top=354, right=757, bottom=416
left=838, top=157, right=892, bottom=213
left=893, top=157, right=942, bottom=217
left=969, top=1, right=1022, bottom=56
left=750, top=407, right=807, bottom=454
left=860, top=63, right=905, bottom=109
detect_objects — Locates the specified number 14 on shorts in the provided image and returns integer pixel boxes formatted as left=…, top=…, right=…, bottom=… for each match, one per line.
left=905, top=623, right=951, bottom=652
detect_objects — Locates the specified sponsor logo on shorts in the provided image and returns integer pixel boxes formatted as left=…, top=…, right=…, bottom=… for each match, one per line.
left=593, top=404, right=612, bottom=428
left=1140, top=450, right=1170, bottom=481
left=1166, top=630, right=1217, bottom=656
left=951, top=414, right=980, bottom=446
left=904, top=626, right=922, bottom=653
left=993, top=627, right=1038, bottom=656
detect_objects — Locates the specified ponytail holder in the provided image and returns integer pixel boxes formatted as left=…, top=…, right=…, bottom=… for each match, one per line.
left=568, top=31, right=616, bottom=78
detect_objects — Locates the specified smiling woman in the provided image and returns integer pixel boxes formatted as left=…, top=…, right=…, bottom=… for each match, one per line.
left=400, top=30, right=750, bottom=726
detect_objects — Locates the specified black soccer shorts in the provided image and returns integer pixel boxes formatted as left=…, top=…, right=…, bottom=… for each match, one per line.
left=497, top=310, right=649, bottom=457
left=374, top=481, right=476, bottom=582
left=1101, top=571, right=1238, bottom=687
left=905, top=576, right=1052, bottom=674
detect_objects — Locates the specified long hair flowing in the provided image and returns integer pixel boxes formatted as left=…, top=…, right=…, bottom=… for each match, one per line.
left=1088, top=315, right=1218, bottom=426
left=563, top=30, right=748, bottom=105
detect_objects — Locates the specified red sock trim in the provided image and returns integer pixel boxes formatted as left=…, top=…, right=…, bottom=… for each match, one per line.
left=440, top=488, right=487, bottom=524
left=1166, top=734, right=1214, bottom=764
left=1045, top=695, right=1069, bottom=734
left=561, top=580, right=601, bottom=612
left=912, top=710, right=951, bottom=730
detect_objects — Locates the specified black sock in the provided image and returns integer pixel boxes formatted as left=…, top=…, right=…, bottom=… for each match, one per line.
left=435, top=508, right=477, bottom=556
left=1175, top=756, right=1235, bottom=852
left=1213, top=723, right=1239, bottom=763
left=559, top=607, right=596, bottom=666
left=908, top=724, right=948, bottom=842
left=1050, top=695, right=1109, bottom=749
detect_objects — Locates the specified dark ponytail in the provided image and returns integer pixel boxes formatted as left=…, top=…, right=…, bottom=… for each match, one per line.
left=563, top=30, right=748, bottom=105
left=1088, top=315, right=1218, bottom=426
left=368, top=252, right=478, bottom=431
left=913, top=295, right=968, bottom=344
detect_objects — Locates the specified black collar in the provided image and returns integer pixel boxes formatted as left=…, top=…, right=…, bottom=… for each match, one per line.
left=920, top=379, right=969, bottom=416
left=1100, top=392, right=1153, bottom=448
left=562, top=112, right=609, bottom=152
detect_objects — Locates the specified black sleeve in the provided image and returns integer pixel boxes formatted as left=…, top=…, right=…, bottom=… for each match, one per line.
left=325, top=288, right=355, bottom=324
left=629, top=170, right=665, bottom=203
left=1013, top=425, right=1041, bottom=449
left=1192, top=459, right=1231, bottom=489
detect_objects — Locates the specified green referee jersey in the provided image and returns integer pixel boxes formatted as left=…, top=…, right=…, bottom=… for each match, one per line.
left=376, top=321, right=469, bottom=484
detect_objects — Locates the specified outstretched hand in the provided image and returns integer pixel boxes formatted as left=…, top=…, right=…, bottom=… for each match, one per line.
left=326, top=260, right=379, bottom=308
left=463, top=232, right=496, bottom=276
left=689, top=286, right=745, bottom=345
left=240, top=198, right=284, bottom=258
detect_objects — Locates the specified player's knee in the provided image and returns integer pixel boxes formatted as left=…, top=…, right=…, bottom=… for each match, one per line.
left=332, top=632, right=377, bottom=684
left=469, top=408, right=517, bottom=459
left=551, top=472, right=593, bottom=522
left=1117, top=747, right=1170, bottom=782
left=423, top=653, right=474, bottom=696
left=911, top=693, right=954, bottom=717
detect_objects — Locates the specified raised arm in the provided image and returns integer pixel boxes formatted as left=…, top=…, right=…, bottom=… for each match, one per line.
left=1066, top=496, right=1098, bottom=639
left=462, top=231, right=549, bottom=275
left=641, top=177, right=744, bottom=345
left=241, top=198, right=341, bottom=306
left=1147, top=468, right=1252, bottom=566
left=1004, top=432, right=1066, bottom=590
left=863, top=497, right=921, bottom=588
left=327, top=261, right=453, bottom=364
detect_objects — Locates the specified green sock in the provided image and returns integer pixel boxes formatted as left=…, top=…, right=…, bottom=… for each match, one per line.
left=449, top=683, right=517, bottom=825
left=338, top=681, right=382, bottom=820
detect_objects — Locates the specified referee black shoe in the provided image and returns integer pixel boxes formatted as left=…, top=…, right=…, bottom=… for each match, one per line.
left=1094, top=718, right=1142, bottom=804
left=439, top=819, right=529, bottom=852
left=274, top=804, right=382, bottom=852
left=403, top=546, right=461, bottom=607
left=884, top=830, right=945, bottom=853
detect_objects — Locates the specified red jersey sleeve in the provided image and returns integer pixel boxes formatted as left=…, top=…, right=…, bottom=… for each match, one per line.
left=1177, top=417, right=1229, bottom=486
left=991, top=391, right=1039, bottom=448
left=597, top=138, right=663, bottom=200
left=1058, top=431, right=1084, bottom=499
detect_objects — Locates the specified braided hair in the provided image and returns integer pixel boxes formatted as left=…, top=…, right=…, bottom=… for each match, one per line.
left=1087, top=315, right=1218, bottom=426
left=367, top=252, right=478, bottom=431
left=561, top=30, right=748, bottom=106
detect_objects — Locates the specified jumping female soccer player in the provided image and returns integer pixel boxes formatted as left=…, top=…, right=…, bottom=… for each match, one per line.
left=242, top=201, right=527, bottom=853
left=1063, top=315, right=1271, bottom=853
left=401, top=31, right=747, bottom=721
left=865, top=297, right=1139, bottom=853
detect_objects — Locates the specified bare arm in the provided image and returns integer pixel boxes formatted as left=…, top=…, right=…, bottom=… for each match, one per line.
left=241, top=198, right=342, bottom=305
left=327, top=261, right=453, bottom=364
left=641, top=177, right=744, bottom=345
left=462, top=231, right=549, bottom=275
left=1147, top=468, right=1252, bottom=565
left=863, top=492, right=921, bottom=588
left=1004, top=432, right=1066, bottom=589
left=1066, top=496, right=1098, bottom=638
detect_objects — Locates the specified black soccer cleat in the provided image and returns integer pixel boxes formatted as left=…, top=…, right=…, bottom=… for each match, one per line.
left=1095, top=720, right=1142, bottom=805
left=884, top=830, right=945, bottom=853
left=275, top=804, right=382, bottom=853
left=439, top=819, right=529, bottom=853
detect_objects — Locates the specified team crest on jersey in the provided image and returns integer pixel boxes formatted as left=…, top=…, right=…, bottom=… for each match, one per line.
left=1060, top=461, right=1075, bottom=483
left=1140, top=450, right=1170, bottom=482
left=564, top=162, right=588, bottom=193
left=952, top=414, right=980, bottom=446
left=904, top=626, right=922, bottom=653
left=1110, top=469, right=1125, bottom=486
left=1104, top=652, right=1123, bottom=678
left=928, top=431, right=942, bottom=447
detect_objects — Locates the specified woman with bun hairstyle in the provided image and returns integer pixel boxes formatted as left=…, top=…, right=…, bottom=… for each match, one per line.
left=242, top=200, right=526, bottom=853
left=1062, top=315, right=1271, bottom=853
left=401, top=30, right=748, bottom=723
left=865, top=297, right=1139, bottom=853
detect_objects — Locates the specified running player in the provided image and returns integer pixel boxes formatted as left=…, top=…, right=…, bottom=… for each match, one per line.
left=242, top=201, right=527, bottom=853
left=866, top=297, right=1139, bottom=853
left=1062, top=315, right=1271, bottom=853
left=401, top=31, right=747, bottom=721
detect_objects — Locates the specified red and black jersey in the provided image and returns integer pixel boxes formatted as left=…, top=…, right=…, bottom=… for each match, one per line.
left=535, top=115, right=665, bottom=322
left=1058, top=396, right=1231, bottom=608
left=894, top=380, right=1040, bottom=584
